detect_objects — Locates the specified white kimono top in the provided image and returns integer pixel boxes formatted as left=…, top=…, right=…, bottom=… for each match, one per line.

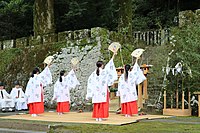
left=53, top=69, right=80, bottom=102
left=118, top=62, right=146, bottom=103
left=10, top=88, right=26, bottom=99
left=0, top=89, right=12, bottom=99
left=25, top=67, right=52, bottom=104
left=86, top=59, right=118, bottom=103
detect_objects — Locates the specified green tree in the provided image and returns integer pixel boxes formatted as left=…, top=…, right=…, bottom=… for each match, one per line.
left=117, top=0, right=133, bottom=37
left=0, top=0, right=34, bottom=40
left=168, top=19, right=200, bottom=92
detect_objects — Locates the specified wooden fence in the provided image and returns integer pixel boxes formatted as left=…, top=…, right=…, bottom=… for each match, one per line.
left=133, top=29, right=170, bottom=45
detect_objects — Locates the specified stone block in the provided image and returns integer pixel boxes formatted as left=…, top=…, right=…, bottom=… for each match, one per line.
left=16, top=37, right=28, bottom=47
left=66, top=31, right=74, bottom=40
left=43, top=33, right=58, bottom=44
left=58, top=31, right=67, bottom=42
left=29, top=35, right=42, bottom=46
left=2, top=39, right=14, bottom=49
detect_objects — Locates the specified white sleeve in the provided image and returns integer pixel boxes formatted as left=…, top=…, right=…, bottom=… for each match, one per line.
left=86, top=73, right=94, bottom=99
left=135, top=68, right=146, bottom=85
left=64, top=69, right=80, bottom=89
left=52, top=80, right=59, bottom=100
left=25, top=78, right=33, bottom=98
left=3, top=90, right=12, bottom=99
left=39, top=67, right=52, bottom=87
left=104, top=58, right=118, bottom=86
left=129, top=62, right=146, bottom=85
left=10, top=88, right=15, bottom=98
left=20, top=88, right=26, bottom=98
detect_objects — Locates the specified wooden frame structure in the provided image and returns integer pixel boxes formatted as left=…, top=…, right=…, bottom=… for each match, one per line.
left=138, top=64, right=151, bottom=109
left=163, top=90, right=191, bottom=116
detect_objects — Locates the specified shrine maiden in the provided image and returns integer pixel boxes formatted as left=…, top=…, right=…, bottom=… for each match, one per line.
left=53, top=69, right=80, bottom=115
left=118, top=61, right=146, bottom=117
left=86, top=53, right=118, bottom=121
left=10, top=81, right=28, bottom=111
left=0, top=82, right=15, bottom=111
left=25, top=66, right=52, bottom=117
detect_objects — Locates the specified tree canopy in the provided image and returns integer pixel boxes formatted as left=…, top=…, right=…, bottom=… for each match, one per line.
left=0, top=0, right=200, bottom=39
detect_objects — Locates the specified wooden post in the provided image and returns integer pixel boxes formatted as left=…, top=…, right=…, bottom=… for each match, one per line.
left=188, top=91, right=191, bottom=109
left=143, top=79, right=148, bottom=99
left=138, top=83, right=143, bottom=108
left=176, top=89, right=179, bottom=109
left=182, top=91, right=184, bottom=110
left=164, top=90, right=166, bottom=109
left=171, top=94, right=173, bottom=109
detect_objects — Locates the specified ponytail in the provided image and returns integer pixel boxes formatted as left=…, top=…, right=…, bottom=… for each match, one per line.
left=96, top=67, right=100, bottom=76
left=59, top=70, right=66, bottom=82
left=125, top=69, right=129, bottom=81
left=96, top=61, right=104, bottom=76
left=124, top=64, right=131, bottom=81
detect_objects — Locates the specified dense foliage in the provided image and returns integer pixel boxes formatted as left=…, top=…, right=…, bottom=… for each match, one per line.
left=0, top=0, right=200, bottom=39
left=166, top=18, right=200, bottom=92
left=0, top=0, right=34, bottom=40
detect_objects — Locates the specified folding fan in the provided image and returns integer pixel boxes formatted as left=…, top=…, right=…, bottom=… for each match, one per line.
left=131, top=48, right=145, bottom=58
left=71, top=57, right=79, bottom=66
left=108, top=42, right=121, bottom=53
left=43, top=56, right=54, bottom=65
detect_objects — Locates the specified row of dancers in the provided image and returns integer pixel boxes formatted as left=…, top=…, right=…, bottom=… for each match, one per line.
left=0, top=52, right=146, bottom=121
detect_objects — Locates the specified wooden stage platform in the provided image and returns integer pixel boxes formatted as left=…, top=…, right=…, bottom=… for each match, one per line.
left=0, top=112, right=173, bottom=125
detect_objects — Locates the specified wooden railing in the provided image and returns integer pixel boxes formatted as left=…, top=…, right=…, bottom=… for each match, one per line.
left=133, top=29, right=170, bottom=45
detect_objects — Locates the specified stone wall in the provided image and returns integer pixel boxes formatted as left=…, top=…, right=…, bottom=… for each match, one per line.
left=44, top=28, right=106, bottom=110
left=0, top=28, right=94, bottom=50
left=0, top=27, right=111, bottom=110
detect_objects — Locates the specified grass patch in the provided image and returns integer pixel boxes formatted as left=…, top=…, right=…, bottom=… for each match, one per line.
left=0, top=115, right=200, bottom=133
left=48, top=120, right=200, bottom=133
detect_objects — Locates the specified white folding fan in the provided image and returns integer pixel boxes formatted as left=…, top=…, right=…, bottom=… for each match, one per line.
left=71, top=57, right=79, bottom=66
left=108, top=42, right=121, bottom=53
left=43, top=56, right=54, bottom=65
left=131, top=48, right=145, bottom=58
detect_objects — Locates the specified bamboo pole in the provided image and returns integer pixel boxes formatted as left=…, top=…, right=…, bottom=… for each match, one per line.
left=176, top=89, right=179, bottom=109
left=143, top=79, right=148, bottom=99
left=182, top=91, right=184, bottom=110
left=188, top=91, right=191, bottom=109
left=171, top=94, right=173, bottom=109
left=138, top=84, right=143, bottom=108
left=164, top=90, right=166, bottom=109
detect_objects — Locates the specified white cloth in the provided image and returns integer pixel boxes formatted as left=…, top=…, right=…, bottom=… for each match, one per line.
left=118, top=62, right=146, bottom=103
left=10, top=87, right=27, bottom=110
left=53, top=69, right=80, bottom=102
left=0, top=89, right=15, bottom=109
left=86, top=58, right=118, bottom=103
left=25, top=66, right=52, bottom=104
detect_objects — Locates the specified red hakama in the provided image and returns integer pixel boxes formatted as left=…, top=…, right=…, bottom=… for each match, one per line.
left=57, top=101, right=70, bottom=113
left=92, top=90, right=109, bottom=118
left=121, top=101, right=138, bottom=115
left=28, top=94, right=44, bottom=114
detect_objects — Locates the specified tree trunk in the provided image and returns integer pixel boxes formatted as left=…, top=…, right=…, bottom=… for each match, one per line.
left=34, top=0, right=55, bottom=36
left=118, top=0, right=133, bottom=39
